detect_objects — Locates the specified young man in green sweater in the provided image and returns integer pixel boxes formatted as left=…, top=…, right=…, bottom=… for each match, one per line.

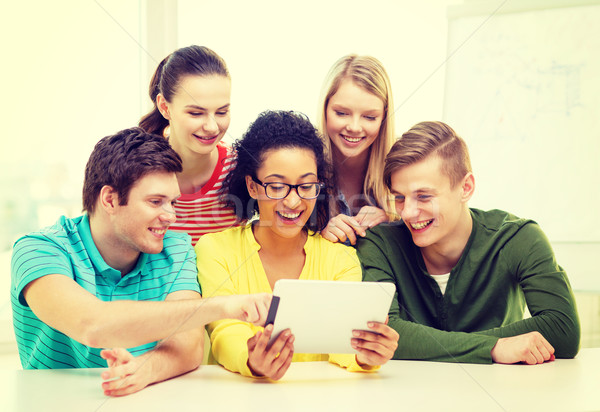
left=356, top=121, right=580, bottom=364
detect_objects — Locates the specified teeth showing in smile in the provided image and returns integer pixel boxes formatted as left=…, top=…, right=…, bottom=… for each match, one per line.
left=278, top=211, right=301, bottom=219
left=194, top=134, right=217, bottom=141
left=150, top=228, right=167, bottom=235
left=342, top=135, right=363, bottom=143
left=411, top=220, right=432, bottom=230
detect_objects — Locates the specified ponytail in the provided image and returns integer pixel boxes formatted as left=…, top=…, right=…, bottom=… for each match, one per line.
left=139, top=56, right=170, bottom=136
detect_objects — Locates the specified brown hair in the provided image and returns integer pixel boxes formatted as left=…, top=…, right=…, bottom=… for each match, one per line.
left=83, top=128, right=182, bottom=214
left=384, top=121, right=472, bottom=189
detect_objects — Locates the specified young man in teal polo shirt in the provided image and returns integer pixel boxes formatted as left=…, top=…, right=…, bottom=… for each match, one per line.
left=356, top=121, right=580, bottom=364
left=11, top=128, right=270, bottom=396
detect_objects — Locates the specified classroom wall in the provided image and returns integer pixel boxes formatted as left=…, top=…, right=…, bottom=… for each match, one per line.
left=0, top=0, right=146, bottom=363
left=0, top=1, right=146, bottom=250
left=176, top=0, right=460, bottom=142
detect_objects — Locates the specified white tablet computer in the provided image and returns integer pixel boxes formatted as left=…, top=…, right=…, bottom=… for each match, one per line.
left=266, top=279, right=396, bottom=354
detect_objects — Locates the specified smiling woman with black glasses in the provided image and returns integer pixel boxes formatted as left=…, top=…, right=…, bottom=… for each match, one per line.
left=250, top=178, right=324, bottom=201
left=195, top=110, right=399, bottom=380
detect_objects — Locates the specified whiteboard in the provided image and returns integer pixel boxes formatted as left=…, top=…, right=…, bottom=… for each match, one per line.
left=444, top=2, right=600, bottom=242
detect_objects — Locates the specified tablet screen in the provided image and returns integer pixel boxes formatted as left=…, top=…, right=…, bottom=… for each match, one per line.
left=267, top=279, right=395, bottom=354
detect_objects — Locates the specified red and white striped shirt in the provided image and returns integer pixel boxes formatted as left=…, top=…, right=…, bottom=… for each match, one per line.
left=171, top=144, right=238, bottom=246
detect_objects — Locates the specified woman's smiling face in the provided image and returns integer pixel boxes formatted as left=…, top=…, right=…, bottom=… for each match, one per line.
left=325, top=78, right=384, bottom=160
left=247, top=147, right=319, bottom=240
left=159, top=74, right=231, bottom=157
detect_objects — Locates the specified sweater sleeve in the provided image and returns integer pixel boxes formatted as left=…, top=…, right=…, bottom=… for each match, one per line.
left=358, top=231, right=499, bottom=364
left=473, top=223, right=581, bottom=358
left=195, top=233, right=260, bottom=377
left=207, top=319, right=262, bottom=377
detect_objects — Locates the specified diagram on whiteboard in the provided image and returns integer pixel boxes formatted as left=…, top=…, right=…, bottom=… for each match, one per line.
left=444, top=4, right=600, bottom=242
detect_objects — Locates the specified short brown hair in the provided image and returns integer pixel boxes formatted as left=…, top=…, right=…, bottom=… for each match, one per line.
left=384, top=121, right=472, bottom=189
left=83, top=127, right=182, bottom=214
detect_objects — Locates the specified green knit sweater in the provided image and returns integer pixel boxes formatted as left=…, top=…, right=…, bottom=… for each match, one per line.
left=357, top=208, right=580, bottom=363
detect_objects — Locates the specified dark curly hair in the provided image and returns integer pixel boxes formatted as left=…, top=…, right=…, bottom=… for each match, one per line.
left=83, top=127, right=182, bottom=214
left=224, top=110, right=332, bottom=232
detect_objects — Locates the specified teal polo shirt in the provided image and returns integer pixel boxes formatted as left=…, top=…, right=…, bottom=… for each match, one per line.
left=10, top=214, right=200, bottom=369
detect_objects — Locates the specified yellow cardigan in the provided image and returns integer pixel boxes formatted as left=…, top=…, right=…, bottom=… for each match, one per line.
left=195, top=224, right=378, bottom=377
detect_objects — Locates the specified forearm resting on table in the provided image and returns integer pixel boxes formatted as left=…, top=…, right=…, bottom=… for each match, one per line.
left=388, top=317, right=498, bottom=363
left=100, top=328, right=205, bottom=397
left=474, top=312, right=580, bottom=359
left=139, top=327, right=205, bottom=381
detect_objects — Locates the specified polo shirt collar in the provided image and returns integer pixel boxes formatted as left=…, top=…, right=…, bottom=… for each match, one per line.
left=78, top=214, right=147, bottom=284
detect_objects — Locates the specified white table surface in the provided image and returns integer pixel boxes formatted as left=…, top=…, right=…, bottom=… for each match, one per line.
left=2, top=348, right=599, bottom=412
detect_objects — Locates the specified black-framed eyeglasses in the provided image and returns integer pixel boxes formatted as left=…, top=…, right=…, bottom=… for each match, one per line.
left=252, top=177, right=324, bottom=200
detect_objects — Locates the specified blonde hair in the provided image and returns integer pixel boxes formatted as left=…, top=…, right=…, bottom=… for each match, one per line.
left=317, top=54, right=396, bottom=216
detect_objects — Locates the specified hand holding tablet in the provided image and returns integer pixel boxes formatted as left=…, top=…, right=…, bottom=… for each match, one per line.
left=266, top=279, right=396, bottom=354
left=247, top=324, right=295, bottom=380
